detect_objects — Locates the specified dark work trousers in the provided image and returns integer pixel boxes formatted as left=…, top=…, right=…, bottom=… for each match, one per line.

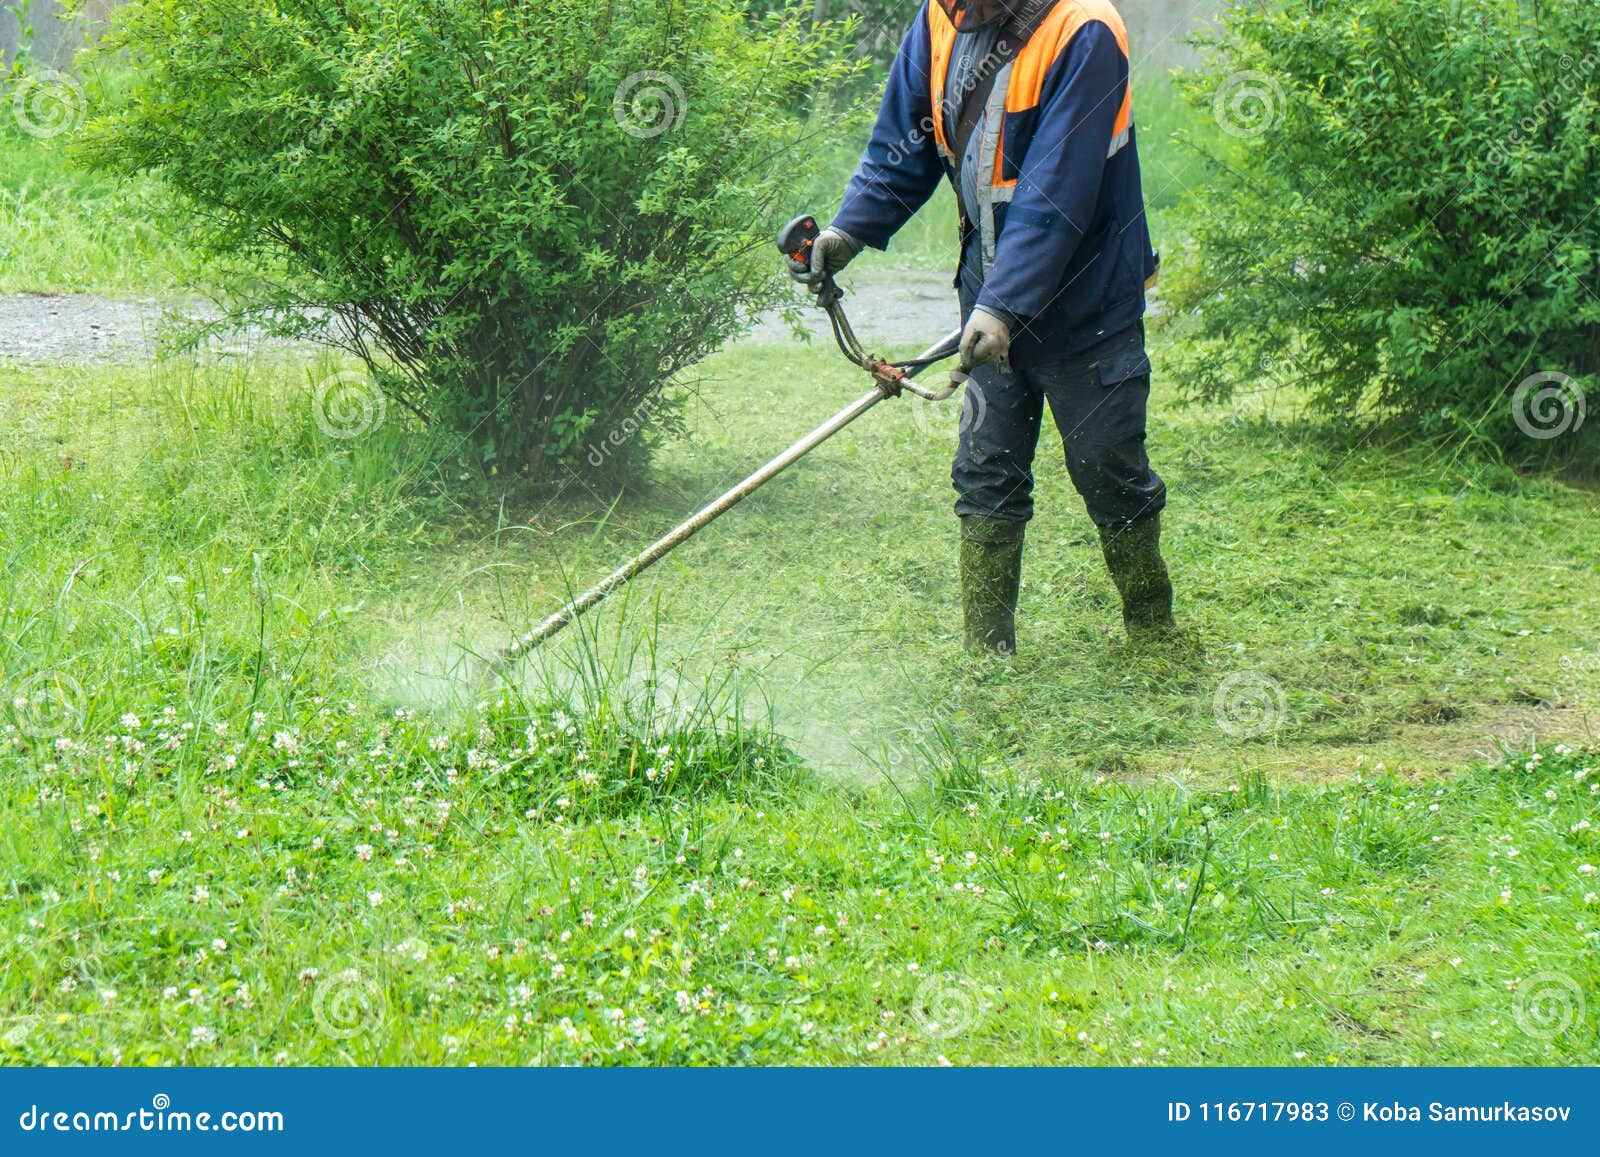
left=951, top=320, right=1168, bottom=529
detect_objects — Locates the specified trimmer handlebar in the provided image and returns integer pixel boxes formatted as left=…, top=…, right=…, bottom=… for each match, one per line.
left=775, top=212, right=960, bottom=399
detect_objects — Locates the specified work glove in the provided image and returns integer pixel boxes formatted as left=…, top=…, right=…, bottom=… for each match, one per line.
left=795, top=227, right=862, bottom=292
left=957, top=306, right=1012, bottom=374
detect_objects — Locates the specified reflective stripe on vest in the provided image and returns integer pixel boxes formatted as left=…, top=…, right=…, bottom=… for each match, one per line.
left=976, top=60, right=1015, bottom=270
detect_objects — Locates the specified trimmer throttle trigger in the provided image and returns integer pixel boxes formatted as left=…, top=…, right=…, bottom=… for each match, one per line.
left=777, top=214, right=821, bottom=276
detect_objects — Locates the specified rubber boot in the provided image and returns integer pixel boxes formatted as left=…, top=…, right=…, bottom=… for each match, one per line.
left=960, top=516, right=1025, bottom=656
left=1098, top=514, right=1176, bottom=641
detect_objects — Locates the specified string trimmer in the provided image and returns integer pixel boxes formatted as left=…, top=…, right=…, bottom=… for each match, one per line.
left=496, top=215, right=963, bottom=666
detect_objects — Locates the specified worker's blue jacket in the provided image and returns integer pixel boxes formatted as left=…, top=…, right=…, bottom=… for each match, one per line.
left=830, top=0, right=1158, bottom=366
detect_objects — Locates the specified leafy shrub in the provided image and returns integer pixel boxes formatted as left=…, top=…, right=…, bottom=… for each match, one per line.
left=749, top=1, right=918, bottom=72
left=1166, top=0, right=1599, bottom=464
left=83, top=0, right=856, bottom=478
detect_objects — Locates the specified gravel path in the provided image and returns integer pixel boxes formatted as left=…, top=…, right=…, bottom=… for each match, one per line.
left=0, top=266, right=961, bottom=365
left=0, top=294, right=178, bottom=362
left=748, top=266, right=962, bottom=352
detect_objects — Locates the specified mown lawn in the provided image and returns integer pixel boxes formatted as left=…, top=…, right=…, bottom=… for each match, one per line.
left=459, top=339, right=1600, bottom=781
left=2, top=336, right=1596, bottom=1065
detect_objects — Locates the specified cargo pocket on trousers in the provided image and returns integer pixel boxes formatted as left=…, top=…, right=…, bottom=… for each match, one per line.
left=1092, top=334, right=1152, bottom=389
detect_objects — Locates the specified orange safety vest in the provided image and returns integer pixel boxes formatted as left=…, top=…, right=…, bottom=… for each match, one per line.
left=927, top=0, right=1135, bottom=273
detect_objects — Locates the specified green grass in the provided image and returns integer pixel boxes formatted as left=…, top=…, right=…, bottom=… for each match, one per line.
left=1, top=64, right=1596, bottom=1067
left=0, top=126, right=204, bottom=295
left=2, top=338, right=1597, bottom=1065
left=486, top=340, right=1600, bottom=781
left=5, top=676, right=1599, bottom=1065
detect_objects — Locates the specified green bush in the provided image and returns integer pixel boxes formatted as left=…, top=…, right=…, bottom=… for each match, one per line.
left=1166, top=0, right=1599, bottom=465
left=751, top=1, right=919, bottom=72
left=82, top=0, right=856, bottom=478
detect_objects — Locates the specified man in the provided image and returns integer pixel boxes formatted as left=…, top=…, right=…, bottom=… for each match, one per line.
left=797, top=0, right=1173, bottom=655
